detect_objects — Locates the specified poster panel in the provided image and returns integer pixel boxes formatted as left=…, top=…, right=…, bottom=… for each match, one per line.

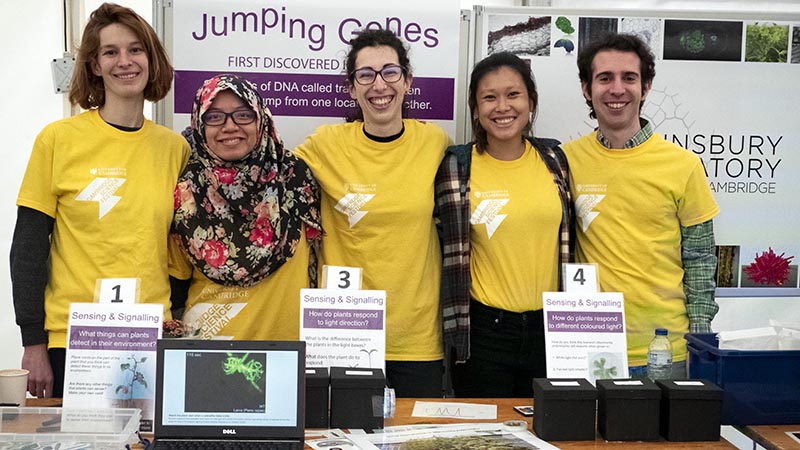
left=167, top=0, right=461, bottom=148
left=475, top=8, right=800, bottom=296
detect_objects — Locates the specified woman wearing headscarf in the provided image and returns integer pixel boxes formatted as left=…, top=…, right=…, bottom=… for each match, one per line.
left=170, top=74, right=321, bottom=340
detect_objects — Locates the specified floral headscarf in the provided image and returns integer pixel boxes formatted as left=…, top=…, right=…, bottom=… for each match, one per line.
left=172, top=74, right=321, bottom=287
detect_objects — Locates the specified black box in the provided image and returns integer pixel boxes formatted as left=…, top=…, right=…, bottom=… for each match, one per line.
left=597, top=379, right=661, bottom=441
left=330, top=367, right=385, bottom=430
left=532, top=378, right=597, bottom=441
left=656, top=379, right=723, bottom=441
left=305, top=367, right=329, bottom=428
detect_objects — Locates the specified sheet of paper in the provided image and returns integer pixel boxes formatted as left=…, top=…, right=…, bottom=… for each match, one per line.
left=411, top=401, right=497, bottom=419
left=348, top=422, right=561, bottom=450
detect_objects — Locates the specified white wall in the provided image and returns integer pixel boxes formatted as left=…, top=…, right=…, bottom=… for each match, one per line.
left=0, top=0, right=151, bottom=371
left=1, top=0, right=798, bottom=372
left=0, top=3, right=70, bottom=372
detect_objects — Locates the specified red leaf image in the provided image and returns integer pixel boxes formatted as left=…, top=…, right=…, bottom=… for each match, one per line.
left=742, top=247, right=795, bottom=286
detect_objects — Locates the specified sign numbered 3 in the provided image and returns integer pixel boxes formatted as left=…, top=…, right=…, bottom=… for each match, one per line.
left=320, top=265, right=362, bottom=290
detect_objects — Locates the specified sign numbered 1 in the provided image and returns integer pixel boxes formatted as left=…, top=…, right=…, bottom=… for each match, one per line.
left=563, top=263, right=599, bottom=293
left=320, top=265, right=362, bottom=290
left=95, top=278, right=140, bottom=304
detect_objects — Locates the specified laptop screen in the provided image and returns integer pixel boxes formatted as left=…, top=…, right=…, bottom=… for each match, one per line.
left=155, top=340, right=305, bottom=439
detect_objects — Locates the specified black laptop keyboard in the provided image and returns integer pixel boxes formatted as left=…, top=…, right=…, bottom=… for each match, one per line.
left=153, top=440, right=303, bottom=450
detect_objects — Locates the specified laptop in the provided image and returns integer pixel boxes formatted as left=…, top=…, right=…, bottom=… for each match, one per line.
left=153, top=339, right=306, bottom=449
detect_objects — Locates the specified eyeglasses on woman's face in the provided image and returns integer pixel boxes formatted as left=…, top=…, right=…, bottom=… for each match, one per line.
left=202, top=108, right=257, bottom=127
left=351, top=64, right=405, bottom=86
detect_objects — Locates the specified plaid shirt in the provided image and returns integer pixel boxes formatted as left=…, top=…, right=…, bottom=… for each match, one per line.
left=598, top=119, right=718, bottom=333
left=434, top=137, right=575, bottom=363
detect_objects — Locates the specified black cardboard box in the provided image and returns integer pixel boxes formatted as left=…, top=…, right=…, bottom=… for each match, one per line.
left=532, top=378, right=597, bottom=441
left=305, top=367, right=329, bottom=428
left=597, top=379, right=661, bottom=441
left=656, top=379, right=723, bottom=441
left=330, top=367, right=385, bottom=430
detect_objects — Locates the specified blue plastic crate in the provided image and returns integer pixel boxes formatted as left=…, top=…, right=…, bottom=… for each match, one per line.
left=686, top=333, right=800, bottom=425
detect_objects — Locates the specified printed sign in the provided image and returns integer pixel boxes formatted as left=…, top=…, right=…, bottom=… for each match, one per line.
left=300, top=288, right=386, bottom=369
left=63, top=303, right=162, bottom=432
left=543, top=291, right=628, bottom=382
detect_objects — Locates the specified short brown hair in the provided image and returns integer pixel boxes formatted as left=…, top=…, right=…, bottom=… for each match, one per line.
left=69, top=2, right=173, bottom=109
left=577, top=33, right=655, bottom=119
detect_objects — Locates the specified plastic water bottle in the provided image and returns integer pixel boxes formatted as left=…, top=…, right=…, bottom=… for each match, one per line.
left=647, top=328, right=673, bottom=380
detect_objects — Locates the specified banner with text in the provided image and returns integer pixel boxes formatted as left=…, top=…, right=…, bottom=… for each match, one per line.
left=543, top=291, right=628, bottom=382
left=63, top=303, right=162, bottom=432
left=169, top=0, right=461, bottom=148
left=475, top=8, right=800, bottom=295
left=300, top=288, right=386, bottom=369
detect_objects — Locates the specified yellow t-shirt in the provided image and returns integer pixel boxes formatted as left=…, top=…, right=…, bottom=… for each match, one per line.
left=17, top=109, right=190, bottom=348
left=169, top=228, right=311, bottom=341
left=563, top=132, right=719, bottom=365
left=469, top=142, right=561, bottom=312
left=294, top=120, right=450, bottom=361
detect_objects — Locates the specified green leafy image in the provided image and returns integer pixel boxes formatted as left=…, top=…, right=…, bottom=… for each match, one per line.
left=223, top=352, right=264, bottom=392
left=679, top=30, right=706, bottom=54
left=746, top=22, right=789, bottom=62
left=555, top=16, right=575, bottom=34
left=115, top=355, right=148, bottom=407
left=593, top=356, right=618, bottom=379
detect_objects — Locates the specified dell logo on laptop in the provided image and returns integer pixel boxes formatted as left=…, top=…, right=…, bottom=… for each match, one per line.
left=222, top=429, right=237, bottom=435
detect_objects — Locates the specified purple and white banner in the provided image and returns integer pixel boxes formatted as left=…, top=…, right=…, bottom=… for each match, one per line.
left=300, top=288, right=386, bottom=369
left=169, top=0, right=461, bottom=148
left=542, top=291, right=628, bottom=382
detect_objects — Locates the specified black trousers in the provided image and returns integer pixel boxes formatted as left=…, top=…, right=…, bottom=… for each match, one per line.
left=386, top=359, right=444, bottom=398
left=49, top=347, right=66, bottom=398
left=452, top=299, right=546, bottom=398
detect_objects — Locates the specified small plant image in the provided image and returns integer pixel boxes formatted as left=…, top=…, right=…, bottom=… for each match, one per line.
left=555, top=16, right=574, bottom=34
left=488, top=15, right=552, bottom=56
left=592, top=356, right=618, bottom=380
left=621, top=17, right=663, bottom=59
left=716, top=245, right=740, bottom=287
left=680, top=30, right=706, bottom=54
left=552, top=16, right=575, bottom=54
left=223, top=352, right=264, bottom=392
left=360, top=348, right=378, bottom=367
left=664, top=20, right=742, bottom=61
left=746, top=22, right=789, bottom=62
left=743, top=247, right=796, bottom=286
left=115, top=355, right=147, bottom=407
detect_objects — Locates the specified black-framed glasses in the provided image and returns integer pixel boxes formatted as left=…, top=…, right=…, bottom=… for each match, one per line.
left=351, top=64, right=405, bottom=85
left=202, top=109, right=257, bottom=126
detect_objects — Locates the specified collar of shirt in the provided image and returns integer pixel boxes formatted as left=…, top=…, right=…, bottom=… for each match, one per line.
left=596, top=118, right=653, bottom=149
